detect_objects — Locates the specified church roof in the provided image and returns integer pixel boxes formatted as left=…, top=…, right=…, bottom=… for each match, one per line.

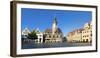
left=55, top=28, right=62, bottom=34
left=44, top=28, right=62, bottom=34
left=44, top=28, right=52, bottom=33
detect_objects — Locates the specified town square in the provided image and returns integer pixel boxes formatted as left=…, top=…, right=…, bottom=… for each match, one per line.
left=21, top=8, right=92, bottom=49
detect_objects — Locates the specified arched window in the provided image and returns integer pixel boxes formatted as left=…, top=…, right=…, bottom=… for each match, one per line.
left=86, top=39, right=88, bottom=42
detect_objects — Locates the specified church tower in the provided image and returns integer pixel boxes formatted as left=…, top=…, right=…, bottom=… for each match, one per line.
left=52, top=17, right=57, bottom=34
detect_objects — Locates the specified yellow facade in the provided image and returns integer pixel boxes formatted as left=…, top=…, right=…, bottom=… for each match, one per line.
left=67, top=29, right=83, bottom=42
left=67, top=22, right=92, bottom=43
left=82, top=23, right=92, bottom=42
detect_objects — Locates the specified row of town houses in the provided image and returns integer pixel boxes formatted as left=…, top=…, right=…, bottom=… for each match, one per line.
left=22, top=17, right=92, bottom=43
left=67, top=22, right=92, bottom=43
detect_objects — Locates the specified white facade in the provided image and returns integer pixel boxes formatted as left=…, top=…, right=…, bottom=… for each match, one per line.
left=35, top=28, right=43, bottom=43
left=36, top=33, right=43, bottom=43
left=22, top=28, right=30, bottom=35
left=22, top=28, right=31, bottom=38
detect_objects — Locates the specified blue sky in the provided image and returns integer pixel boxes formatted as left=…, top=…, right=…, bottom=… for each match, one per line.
left=21, top=8, right=92, bottom=36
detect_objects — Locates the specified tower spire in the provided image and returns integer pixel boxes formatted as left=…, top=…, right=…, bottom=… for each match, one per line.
left=53, top=17, right=57, bottom=24
left=52, top=17, right=58, bottom=34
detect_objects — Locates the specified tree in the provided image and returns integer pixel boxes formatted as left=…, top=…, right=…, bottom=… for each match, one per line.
left=27, top=30, right=38, bottom=40
left=62, top=37, right=67, bottom=42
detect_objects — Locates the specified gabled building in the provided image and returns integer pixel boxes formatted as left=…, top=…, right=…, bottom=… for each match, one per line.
left=22, top=17, right=63, bottom=43
left=82, top=23, right=92, bottom=42
left=34, top=28, right=43, bottom=43
left=67, top=22, right=92, bottom=43
left=22, top=27, right=31, bottom=38
left=44, top=17, right=63, bottom=43
left=67, top=29, right=83, bottom=42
